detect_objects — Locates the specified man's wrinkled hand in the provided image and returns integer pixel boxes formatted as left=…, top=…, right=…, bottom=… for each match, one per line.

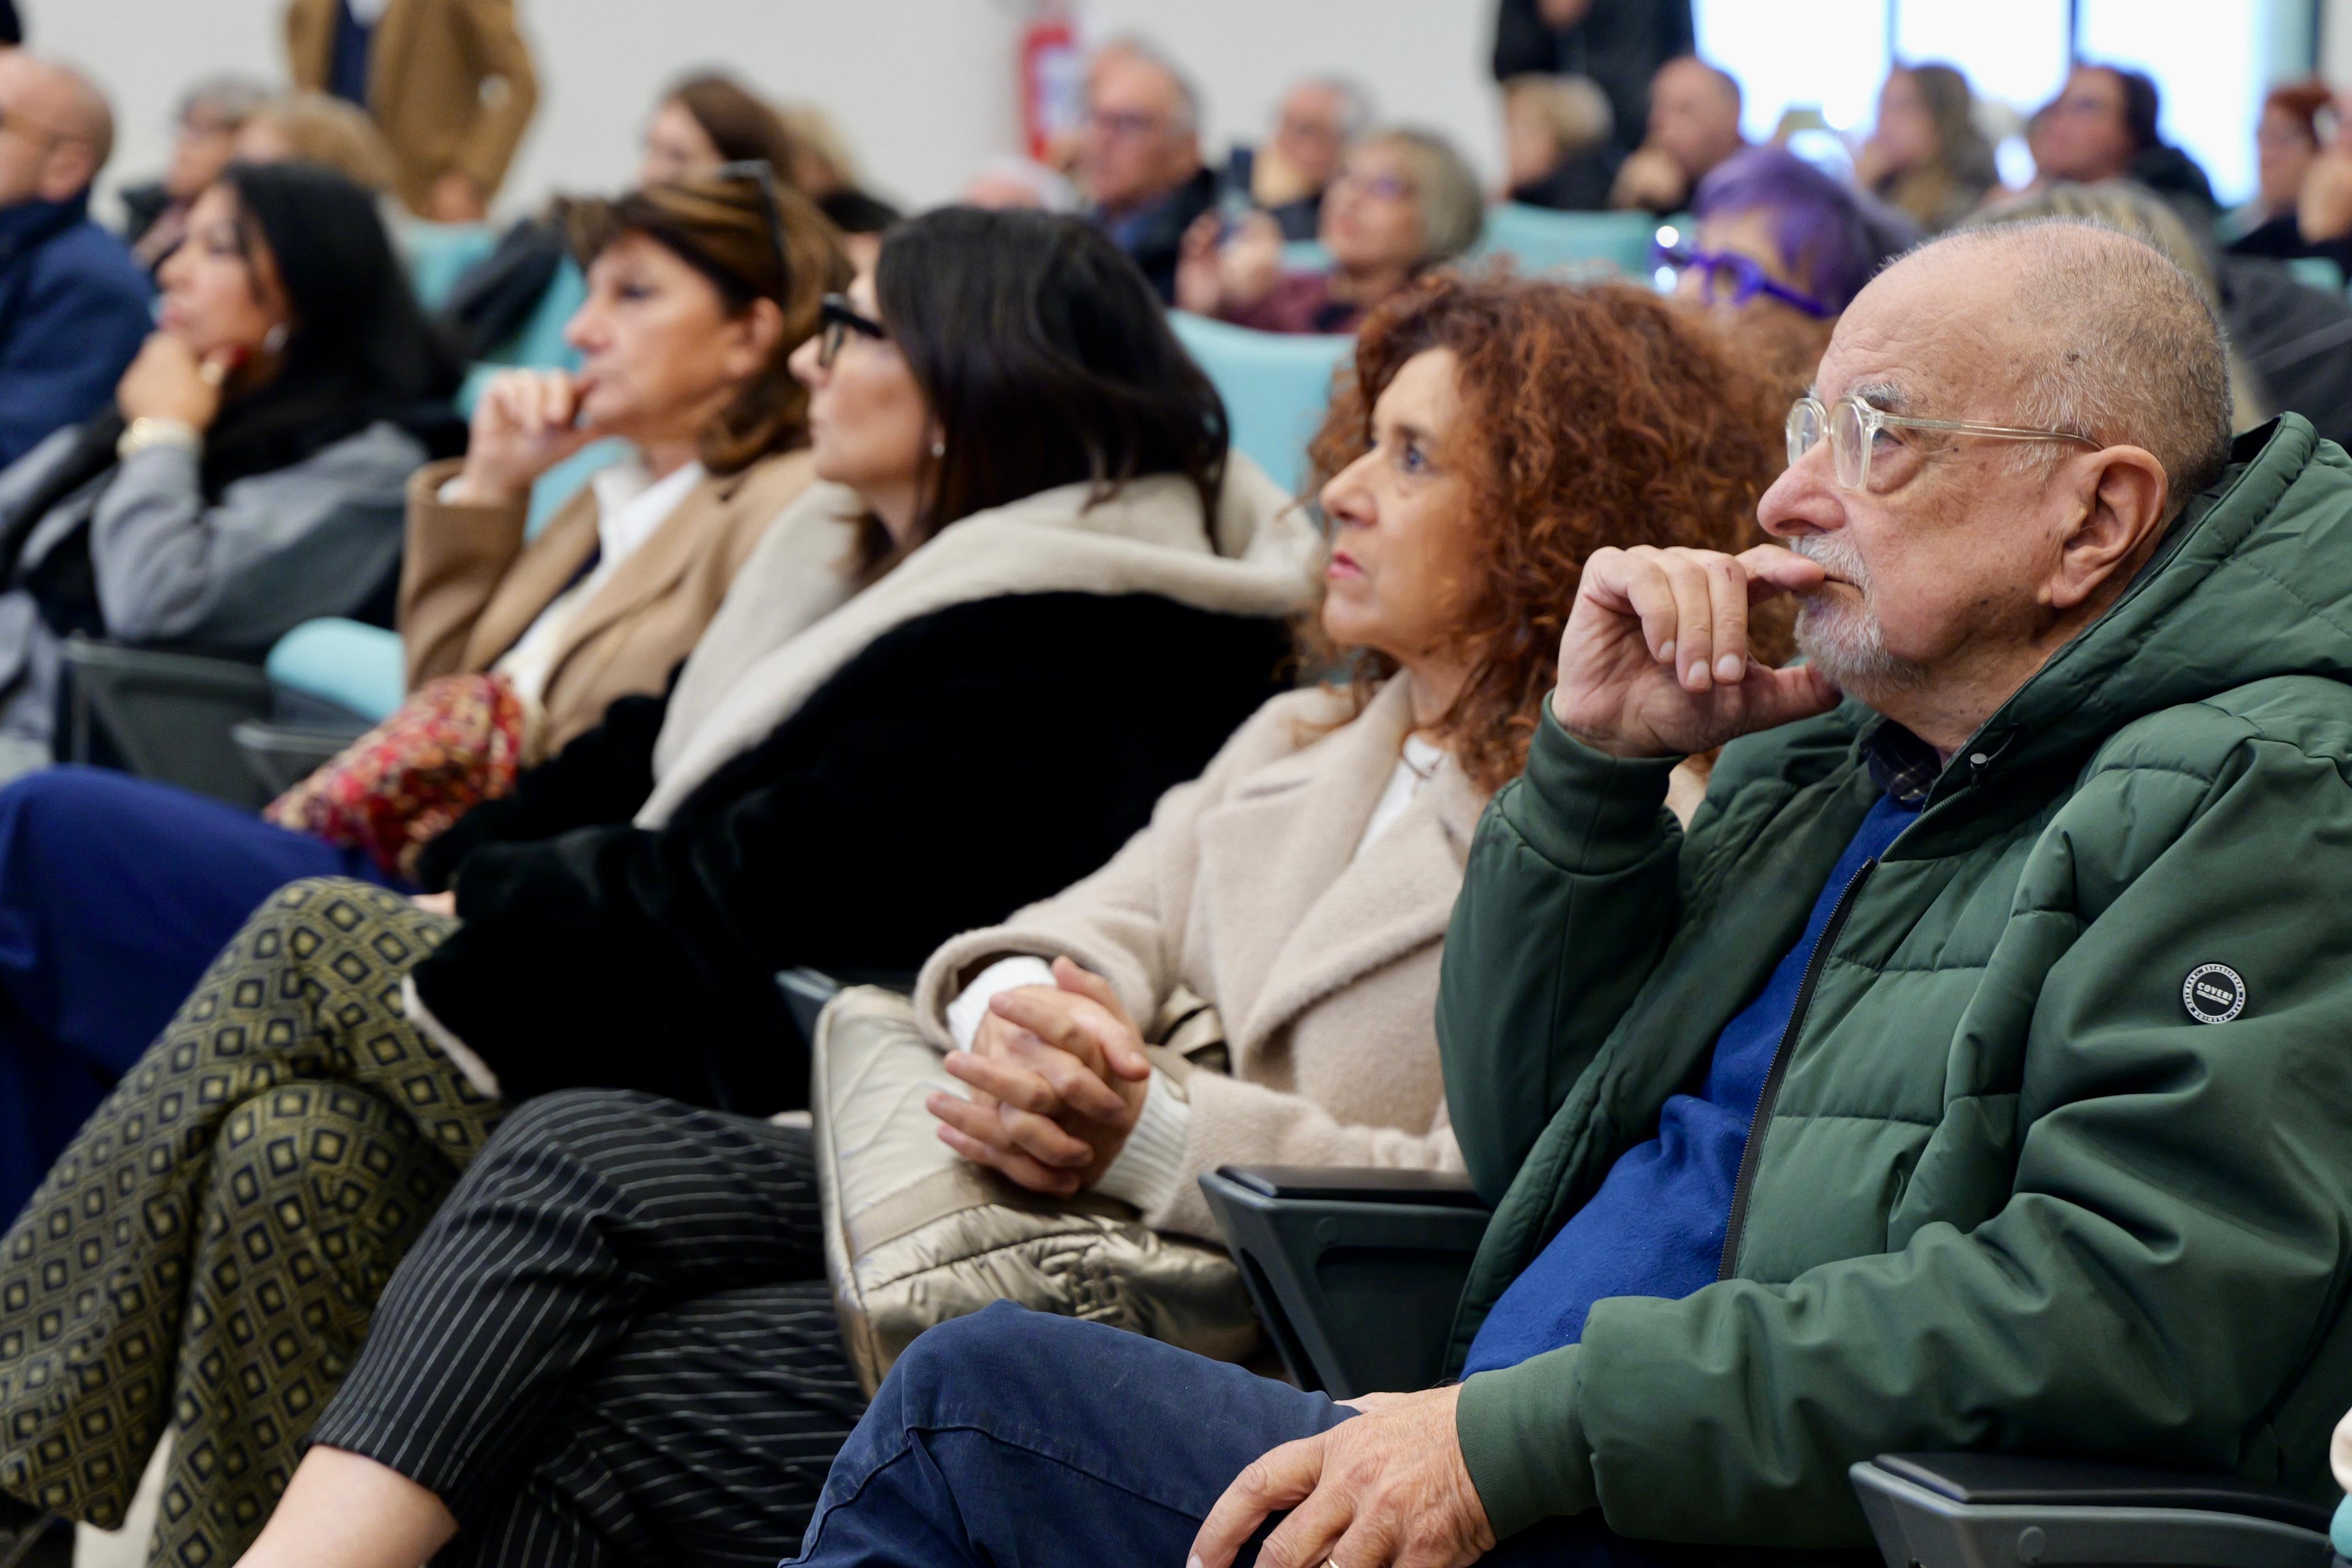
left=1189, top=1384, right=1495, bottom=1568
left=1551, top=542, right=1841, bottom=760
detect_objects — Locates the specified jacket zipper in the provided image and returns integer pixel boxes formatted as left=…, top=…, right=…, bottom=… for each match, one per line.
left=1716, top=857, right=1879, bottom=1281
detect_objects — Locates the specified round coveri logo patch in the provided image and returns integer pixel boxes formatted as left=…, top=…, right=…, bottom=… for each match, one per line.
left=2181, top=963, right=2247, bottom=1025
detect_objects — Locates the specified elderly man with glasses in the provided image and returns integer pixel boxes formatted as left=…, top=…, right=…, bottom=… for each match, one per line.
left=0, top=51, right=150, bottom=465
left=1075, top=39, right=1218, bottom=304
left=782, top=217, right=2352, bottom=1567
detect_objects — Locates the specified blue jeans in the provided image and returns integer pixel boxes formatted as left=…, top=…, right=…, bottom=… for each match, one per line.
left=0, top=766, right=403, bottom=1224
left=791, top=1303, right=1693, bottom=1567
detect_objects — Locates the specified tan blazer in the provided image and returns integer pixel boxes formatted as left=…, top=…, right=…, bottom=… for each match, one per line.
left=916, top=679, right=1481, bottom=1240
left=286, top=0, right=540, bottom=212
left=399, top=449, right=815, bottom=757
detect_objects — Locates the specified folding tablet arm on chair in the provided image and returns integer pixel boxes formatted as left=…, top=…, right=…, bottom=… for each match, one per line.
left=1851, top=1451, right=2345, bottom=1568
left=1197, top=1164, right=1491, bottom=1400
left=63, top=635, right=275, bottom=808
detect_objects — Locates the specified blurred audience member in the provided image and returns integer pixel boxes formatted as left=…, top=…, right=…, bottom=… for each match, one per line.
left=966, top=155, right=1078, bottom=212
left=0, top=52, right=150, bottom=467
left=1079, top=39, right=1218, bottom=303
left=639, top=72, right=804, bottom=189
left=285, top=0, right=539, bottom=221
left=1228, top=77, right=1371, bottom=241
left=2234, top=83, right=2348, bottom=266
left=1611, top=55, right=1746, bottom=214
left=445, top=72, right=811, bottom=360
left=0, top=170, right=847, bottom=1227
left=1490, top=0, right=1692, bottom=162
left=1854, top=62, right=1997, bottom=233
left=236, top=90, right=399, bottom=193
left=1658, top=146, right=1917, bottom=395
left=121, top=75, right=270, bottom=268
left=1503, top=73, right=1616, bottom=210
left=2034, top=62, right=2217, bottom=224
left=1178, top=127, right=1481, bottom=335
left=0, top=163, right=461, bottom=777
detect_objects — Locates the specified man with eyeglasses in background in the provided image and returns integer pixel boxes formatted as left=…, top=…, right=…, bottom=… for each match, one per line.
left=0, top=51, right=149, bottom=466
left=782, top=217, right=2352, bottom=1567
left=1075, top=38, right=1218, bottom=304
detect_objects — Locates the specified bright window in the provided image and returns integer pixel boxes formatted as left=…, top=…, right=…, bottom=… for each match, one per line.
left=1893, top=1, right=2071, bottom=117
left=1694, top=0, right=1887, bottom=142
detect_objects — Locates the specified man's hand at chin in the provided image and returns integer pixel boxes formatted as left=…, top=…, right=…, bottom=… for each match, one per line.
left=1188, top=1384, right=1496, bottom=1568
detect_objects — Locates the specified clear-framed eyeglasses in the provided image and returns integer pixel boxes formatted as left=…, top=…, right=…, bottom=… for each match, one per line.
left=1787, top=394, right=2101, bottom=493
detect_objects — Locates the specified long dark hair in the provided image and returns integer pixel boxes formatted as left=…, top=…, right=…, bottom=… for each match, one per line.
left=0, top=161, right=463, bottom=627
left=566, top=167, right=851, bottom=473
left=858, top=206, right=1228, bottom=572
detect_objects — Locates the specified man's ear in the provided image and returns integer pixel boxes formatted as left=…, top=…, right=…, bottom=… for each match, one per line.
left=41, top=141, right=96, bottom=204
left=2049, top=444, right=2169, bottom=612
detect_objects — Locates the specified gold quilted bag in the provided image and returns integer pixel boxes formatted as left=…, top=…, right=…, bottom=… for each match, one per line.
left=810, top=984, right=1260, bottom=1394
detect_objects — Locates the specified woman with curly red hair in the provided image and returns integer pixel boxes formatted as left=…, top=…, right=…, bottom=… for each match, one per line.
left=220, top=270, right=1785, bottom=1568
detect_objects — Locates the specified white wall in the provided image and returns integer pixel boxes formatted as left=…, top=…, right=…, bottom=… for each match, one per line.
left=37, top=0, right=1502, bottom=224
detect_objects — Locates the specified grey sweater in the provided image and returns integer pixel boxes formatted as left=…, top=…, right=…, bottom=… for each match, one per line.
left=0, top=420, right=428, bottom=755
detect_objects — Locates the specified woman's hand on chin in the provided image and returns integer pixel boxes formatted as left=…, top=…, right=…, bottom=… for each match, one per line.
left=116, top=333, right=235, bottom=431
left=444, top=368, right=603, bottom=509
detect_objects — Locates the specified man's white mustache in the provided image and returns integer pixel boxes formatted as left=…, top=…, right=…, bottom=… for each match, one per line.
left=1791, top=535, right=1870, bottom=592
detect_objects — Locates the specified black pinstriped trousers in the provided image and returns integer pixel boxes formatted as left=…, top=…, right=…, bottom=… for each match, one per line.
left=306, top=1090, right=870, bottom=1568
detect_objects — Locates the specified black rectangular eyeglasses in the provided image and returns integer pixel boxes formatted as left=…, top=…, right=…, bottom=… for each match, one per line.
left=818, top=292, right=888, bottom=368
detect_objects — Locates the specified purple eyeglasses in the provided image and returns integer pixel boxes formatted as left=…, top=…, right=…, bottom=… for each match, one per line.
left=1652, top=242, right=1836, bottom=320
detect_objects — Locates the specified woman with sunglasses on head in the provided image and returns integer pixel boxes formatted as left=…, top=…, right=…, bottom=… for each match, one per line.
left=1657, top=146, right=1918, bottom=398
left=1177, top=127, right=1483, bottom=335
left=0, top=206, right=1310, bottom=1568
left=215, top=268, right=1788, bottom=1568
left=0, top=167, right=845, bottom=1233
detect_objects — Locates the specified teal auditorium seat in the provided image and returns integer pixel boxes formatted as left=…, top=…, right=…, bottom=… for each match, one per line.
left=1470, top=204, right=1665, bottom=278
left=399, top=221, right=500, bottom=311
left=264, top=618, right=404, bottom=720
left=2287, top=255, right=2346, bottom=293
left=1166, top=311, right=1351, bottom=492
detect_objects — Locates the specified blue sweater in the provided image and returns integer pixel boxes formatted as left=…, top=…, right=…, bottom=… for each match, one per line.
left=0, top=194, right=151, bottom=467
left=1463, top=790, right=1919, bottom=1374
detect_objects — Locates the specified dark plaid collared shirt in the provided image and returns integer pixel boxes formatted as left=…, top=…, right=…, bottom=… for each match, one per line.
left=1862, top=721, right=1942, bottom=808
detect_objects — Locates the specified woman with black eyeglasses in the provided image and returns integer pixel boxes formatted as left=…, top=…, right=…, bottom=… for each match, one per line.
left=1654, top=146, right=1917, bottom=399
left=0, top=206, right=1314, bottom=1568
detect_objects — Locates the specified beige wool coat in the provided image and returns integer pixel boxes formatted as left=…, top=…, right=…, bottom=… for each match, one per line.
left=398, top=449, right=820, bottom=758
left=915, top=677, right=1480, bottom=1240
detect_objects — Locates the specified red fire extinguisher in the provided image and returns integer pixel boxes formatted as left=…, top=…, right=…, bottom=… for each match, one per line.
left=1019, top=1, right=1082, bottom=164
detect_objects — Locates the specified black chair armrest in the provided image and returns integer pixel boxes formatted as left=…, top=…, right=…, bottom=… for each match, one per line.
left=775, top=967, right=920, bottom=1044
left=63, top=636, right=273, bottom=808
left=1199, top=1164, right=1490, bottom=1399
left=1852, top=1452, right=2339, bottom=1568
left=231, top=720, right=368, bottom=797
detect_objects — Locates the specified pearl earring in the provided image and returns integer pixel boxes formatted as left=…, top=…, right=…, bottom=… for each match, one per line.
left=263, top=323, right=290, bottom=355
left=931, top=439, right=946, bottom=458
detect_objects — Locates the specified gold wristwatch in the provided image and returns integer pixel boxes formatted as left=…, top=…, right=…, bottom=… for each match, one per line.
left=116, top=417, right=203, bottom=460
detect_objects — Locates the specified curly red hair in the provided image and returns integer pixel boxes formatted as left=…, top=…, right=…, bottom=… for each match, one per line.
left=1300, top=271, right=1786, bottom=793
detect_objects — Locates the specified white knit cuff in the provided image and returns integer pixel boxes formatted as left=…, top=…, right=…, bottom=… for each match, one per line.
left=944, top=955, right=1058, bottom=1051
left=1091, top=1067, right=1192, bottom=1216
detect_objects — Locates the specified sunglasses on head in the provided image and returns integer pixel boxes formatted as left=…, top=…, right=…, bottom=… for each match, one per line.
left=711, top=159, right=793, bottom=282
left=1652, top=241, right=1835, bottom=320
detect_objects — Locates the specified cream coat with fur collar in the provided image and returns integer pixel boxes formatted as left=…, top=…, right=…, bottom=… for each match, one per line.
left=914, top=678, right=1478, bottom=1240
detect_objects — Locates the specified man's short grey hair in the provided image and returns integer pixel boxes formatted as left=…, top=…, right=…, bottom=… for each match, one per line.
left=1915, top=218, right=2235, bottom=511
left=1297, top=76, right=1375, bottom=141
left=1092, top=36, right=1202, bottom=137
left=177, top=74, right=272, bottom=133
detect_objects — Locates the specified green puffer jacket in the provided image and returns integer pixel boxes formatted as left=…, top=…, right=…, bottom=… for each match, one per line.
left=1440, top=415, right=2352, bottom=1549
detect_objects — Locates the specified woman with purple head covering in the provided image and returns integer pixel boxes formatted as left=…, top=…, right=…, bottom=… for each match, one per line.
left=1658, top=145, right=1919, bottom=394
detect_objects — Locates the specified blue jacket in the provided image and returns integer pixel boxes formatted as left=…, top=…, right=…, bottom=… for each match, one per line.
left=0, top=193, right=152, bottom=468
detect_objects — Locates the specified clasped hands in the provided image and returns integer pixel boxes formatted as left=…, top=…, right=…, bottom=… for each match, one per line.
left=927, top=956, right=1151, bottom=1197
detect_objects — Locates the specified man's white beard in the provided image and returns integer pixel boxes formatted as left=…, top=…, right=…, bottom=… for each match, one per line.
left=1790, top=535, right=1931, bottom=696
